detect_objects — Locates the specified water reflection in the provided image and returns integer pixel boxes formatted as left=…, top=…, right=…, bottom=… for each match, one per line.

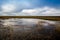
left=2, top=18, right=56, bottom=26
left=0, top=18, right=60, bottom=40
left=2, top=18, right=56, bottom=30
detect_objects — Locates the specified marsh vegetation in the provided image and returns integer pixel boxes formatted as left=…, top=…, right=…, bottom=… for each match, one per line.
left=0, top=18, right=60, bottom=40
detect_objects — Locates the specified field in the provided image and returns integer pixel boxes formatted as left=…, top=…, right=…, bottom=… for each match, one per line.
left=0, top=16, right=60, bottom=21
left=0, top=16, right=60, bottom=40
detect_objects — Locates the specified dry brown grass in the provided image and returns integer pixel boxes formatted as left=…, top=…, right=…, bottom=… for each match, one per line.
left=0, top=16, right=60, bottom=21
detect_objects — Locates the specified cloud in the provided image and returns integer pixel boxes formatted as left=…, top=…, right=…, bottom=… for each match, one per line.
left=0, top=6, right=60, bottom=16
left=0, top=0, right=33, bottom=16
left=1, top=4, right=16, bottom=12
left=15, top=6, right=60, bottom=16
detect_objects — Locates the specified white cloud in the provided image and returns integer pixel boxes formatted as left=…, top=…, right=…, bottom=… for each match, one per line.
left=18, top=6, right=60, bottom=16
left=0, top=6, right=60, bottom=16
left=2, top=4, right=16, bottom=12
left=21, top=9, right=37, bottom=15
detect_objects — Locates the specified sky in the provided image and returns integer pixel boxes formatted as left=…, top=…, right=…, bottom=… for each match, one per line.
left=0, top=0, right=60, bottom=16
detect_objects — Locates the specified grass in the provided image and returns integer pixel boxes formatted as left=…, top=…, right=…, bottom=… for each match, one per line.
left=0, top=16, right=60, bottom=21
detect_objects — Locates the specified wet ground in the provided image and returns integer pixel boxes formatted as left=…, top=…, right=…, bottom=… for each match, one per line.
left=0, top=18, right=60, bottom=40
